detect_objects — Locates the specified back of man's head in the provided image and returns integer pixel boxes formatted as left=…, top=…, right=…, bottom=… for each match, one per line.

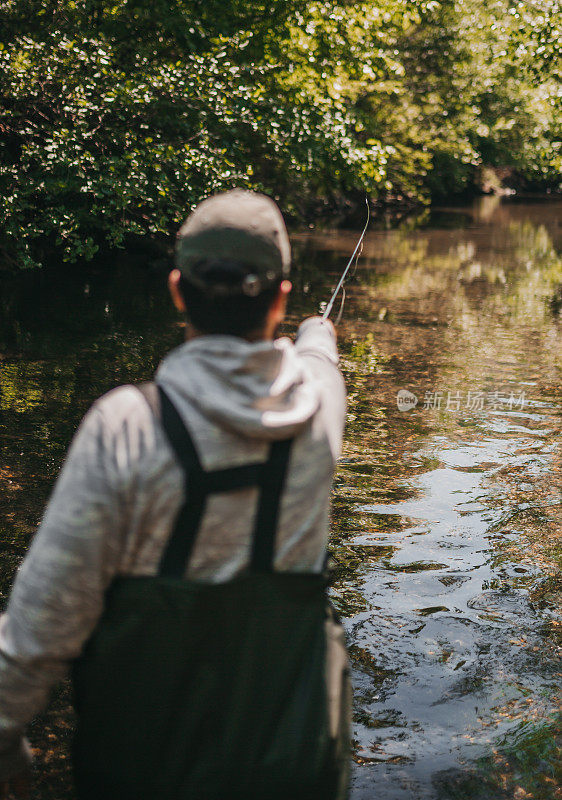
left=175, top=190, right=291, bottom=337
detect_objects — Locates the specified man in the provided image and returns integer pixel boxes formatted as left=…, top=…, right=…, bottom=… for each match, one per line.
left=0, top=190, right=349, bottom=799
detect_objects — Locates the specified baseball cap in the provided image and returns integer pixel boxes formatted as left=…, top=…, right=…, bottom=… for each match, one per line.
left=175, top=189, right=291, bottom=296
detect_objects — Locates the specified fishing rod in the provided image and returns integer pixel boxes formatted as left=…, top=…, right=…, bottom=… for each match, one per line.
left=322, top=197, right=370, bottom=323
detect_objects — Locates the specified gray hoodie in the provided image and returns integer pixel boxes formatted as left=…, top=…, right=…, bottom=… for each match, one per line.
left=0, top=317, right=346, bottom=778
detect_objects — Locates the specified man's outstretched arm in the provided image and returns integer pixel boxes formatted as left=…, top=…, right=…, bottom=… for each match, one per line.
left=295, top=316, right=346, bottom=459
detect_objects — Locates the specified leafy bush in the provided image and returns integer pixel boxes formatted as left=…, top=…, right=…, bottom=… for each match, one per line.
left=1, top=0, right=560, bottom=268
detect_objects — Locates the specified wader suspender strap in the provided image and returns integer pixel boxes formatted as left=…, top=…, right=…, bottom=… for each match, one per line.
left=138, top=383, right=293, bottom=578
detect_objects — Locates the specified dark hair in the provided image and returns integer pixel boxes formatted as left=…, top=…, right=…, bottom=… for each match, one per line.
left=178, top=264, right=281, bottom=337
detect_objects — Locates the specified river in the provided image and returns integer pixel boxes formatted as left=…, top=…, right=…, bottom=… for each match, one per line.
left=1, top=196, right=561, bottom=798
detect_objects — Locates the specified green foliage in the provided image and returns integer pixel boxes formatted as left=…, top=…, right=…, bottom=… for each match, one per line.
left=1, top=0, right=560, bottom=268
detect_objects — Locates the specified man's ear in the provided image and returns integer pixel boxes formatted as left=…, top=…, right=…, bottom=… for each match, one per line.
left=168, top=269, right=186, bottom=313
left=263, top=280, right=292, bottom=339
left=271, top=280, right=292, bottom=318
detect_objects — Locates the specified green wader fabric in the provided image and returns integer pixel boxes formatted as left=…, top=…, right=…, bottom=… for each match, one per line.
left=72, top=384, right=351, bottom=800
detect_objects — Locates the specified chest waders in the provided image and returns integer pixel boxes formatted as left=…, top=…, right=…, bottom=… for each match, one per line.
left=72, top=384, right=351, bottom=800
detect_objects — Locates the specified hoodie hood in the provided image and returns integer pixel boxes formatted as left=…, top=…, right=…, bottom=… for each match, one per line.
left=155, top=335, right=320, bottom=439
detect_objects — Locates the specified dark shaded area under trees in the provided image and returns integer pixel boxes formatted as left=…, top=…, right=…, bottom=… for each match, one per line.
left=1, top=0, right=560, bottom=268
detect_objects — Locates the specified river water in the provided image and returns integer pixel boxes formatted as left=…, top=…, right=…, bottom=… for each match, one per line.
left=1, top=196, right=561, bottom=798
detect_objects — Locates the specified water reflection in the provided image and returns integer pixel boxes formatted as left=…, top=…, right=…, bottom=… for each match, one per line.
left=0, top=199, right=561, bottom=798
left=306, top=200, right=562, bottom=799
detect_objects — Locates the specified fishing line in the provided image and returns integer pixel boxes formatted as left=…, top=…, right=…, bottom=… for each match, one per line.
left=333, top=231, right=363, bottom=324
left=321, top=197, right=370, bottom=322
left=334, top=287, right=346, bottom=326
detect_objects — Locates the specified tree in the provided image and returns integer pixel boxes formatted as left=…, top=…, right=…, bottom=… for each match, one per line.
left=1, top=0, right=560, bottom=269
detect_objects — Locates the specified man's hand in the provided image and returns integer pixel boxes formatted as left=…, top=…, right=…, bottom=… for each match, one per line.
left=321, top=318, right=337, bottom=339
left=307, top=316, right=337, bottom=339
left=0, top=769, right=31, bottom=799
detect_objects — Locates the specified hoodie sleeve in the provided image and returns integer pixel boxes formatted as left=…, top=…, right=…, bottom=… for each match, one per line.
left=295, top=317, right=346, bottom=459
left=0, top=401, right=125, bottom=780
